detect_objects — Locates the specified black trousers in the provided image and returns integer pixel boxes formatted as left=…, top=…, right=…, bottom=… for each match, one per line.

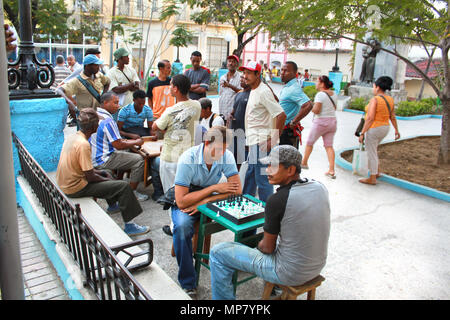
left=67, top=180, right=142, bottom=223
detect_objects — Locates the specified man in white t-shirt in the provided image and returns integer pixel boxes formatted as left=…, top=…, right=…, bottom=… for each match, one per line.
left=240, top=61, right=286, bottom=204
left=196, top=98, right=225, bottom=143
left=107, top=48, right=140, bottom=109
left=152, top=74, right=201, bottom=236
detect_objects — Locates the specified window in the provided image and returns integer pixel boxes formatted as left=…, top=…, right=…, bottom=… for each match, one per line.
left=118, top=0, right=130, bottom=16
left=206, top=37, right=227, bottom=69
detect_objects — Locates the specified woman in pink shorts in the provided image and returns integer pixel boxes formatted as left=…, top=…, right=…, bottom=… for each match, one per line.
left=301, top=76, right=337, bottom=178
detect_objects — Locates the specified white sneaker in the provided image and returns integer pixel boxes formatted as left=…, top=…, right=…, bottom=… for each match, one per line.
left=134, top=190, right=149, bottom=201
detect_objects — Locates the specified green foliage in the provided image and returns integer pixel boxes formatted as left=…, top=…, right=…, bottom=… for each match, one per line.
left=106, top=17, right=143, bottom=47
left=4, top=0, right=69, bottom=41
left=169, top=25, right=194, bottom=48
left=303, top=85, right=318, bottom=100
left=348, top=97, right=370, bottom=111
left=181, top=0, right=275, bottom=56
left=264, top=0, right=448, bottom=102
left=396, top=100, right=435, bottom=117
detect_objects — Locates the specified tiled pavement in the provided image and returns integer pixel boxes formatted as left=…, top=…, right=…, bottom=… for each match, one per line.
left=17, top=208, right=70, bottom=300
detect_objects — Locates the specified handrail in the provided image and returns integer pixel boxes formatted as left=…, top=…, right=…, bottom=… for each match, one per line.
left=12, top=132, right=152, bottom=300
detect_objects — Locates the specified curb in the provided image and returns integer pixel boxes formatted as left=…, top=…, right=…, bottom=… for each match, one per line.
left=343, top=108, right=443, bottom=120
left=335, top=135, right=450, bottom=203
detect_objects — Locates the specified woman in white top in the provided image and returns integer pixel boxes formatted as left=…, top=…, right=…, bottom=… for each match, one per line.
left=301, top=75, right=338, bottom=178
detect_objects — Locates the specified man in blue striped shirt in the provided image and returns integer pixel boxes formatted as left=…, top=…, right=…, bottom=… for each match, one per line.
left=90, top=92, right=149, bottom=202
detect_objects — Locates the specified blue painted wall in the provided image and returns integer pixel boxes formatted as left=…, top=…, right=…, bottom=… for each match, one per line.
left=10, top=97, right=68, bottom=176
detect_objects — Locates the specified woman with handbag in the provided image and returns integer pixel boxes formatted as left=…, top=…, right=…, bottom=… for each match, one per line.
left=358, top=76, right=400, bottom=185
left=301, top=75, right=338, bottom=178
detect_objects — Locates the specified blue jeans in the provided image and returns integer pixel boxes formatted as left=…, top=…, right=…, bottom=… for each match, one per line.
left=171, top=206, right=200, bottom=290
left=243, top=144, right=273, bottom=203
left=209, top=242, right=281, bottom=300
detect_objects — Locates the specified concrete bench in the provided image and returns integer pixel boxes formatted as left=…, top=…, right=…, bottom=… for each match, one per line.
left=42, top=172, right=190, bottom=300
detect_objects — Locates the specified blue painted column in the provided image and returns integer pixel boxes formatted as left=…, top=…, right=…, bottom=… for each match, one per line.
left=10, top=97, right=68, bottom=176
left=172, top=61, right=183, bottom=75
left=218, top=68, right=228, bottom=94
left=328, top=72, right=343, bottom=95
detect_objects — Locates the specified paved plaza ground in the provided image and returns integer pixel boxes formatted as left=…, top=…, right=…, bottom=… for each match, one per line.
left=53, top=82, right=450, bottom=300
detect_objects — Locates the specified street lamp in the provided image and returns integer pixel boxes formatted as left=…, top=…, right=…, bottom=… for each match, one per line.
left=331, top=48, right=340, bottom=72
left=222, top=33, right=233, bottom=68
left=8, top=0, right=56, bottom=100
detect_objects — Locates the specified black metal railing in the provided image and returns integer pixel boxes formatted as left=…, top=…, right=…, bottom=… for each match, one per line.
left=12, top=133, right=152, bottom=300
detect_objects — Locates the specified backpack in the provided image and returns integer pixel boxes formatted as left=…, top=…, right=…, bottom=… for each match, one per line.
left=209, top=113, right=227, bottom=128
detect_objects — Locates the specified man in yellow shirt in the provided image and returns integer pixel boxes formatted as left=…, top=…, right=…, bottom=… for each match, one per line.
left=56, top=108, right=149, bottom=236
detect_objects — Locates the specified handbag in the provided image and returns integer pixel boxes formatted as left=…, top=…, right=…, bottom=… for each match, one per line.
left=355, top=117, right=365, bottom=137
left=156, top=184, right=203, bottom=210
left=352, top=144, right=369, bottom=176
left=355, top=95, right=391, bottom=137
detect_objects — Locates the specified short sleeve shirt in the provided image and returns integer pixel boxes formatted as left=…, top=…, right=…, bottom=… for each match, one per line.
left=147, top=77, right=176, bottom=119
left=89, top=108, right=122, bottom=166
left=279, top=78, right=310, bottom=125
left=56, top=131, right=93, bottom=195
left=174, top=144, right=238, bottom=188
left=245, top=82, right=284, bottom=146
left=62, top=71, right=110, bottom=110
left=155, top=99, right=201, bottom=163
left=184, top=67, right=210, bottom=100
left=118, top=103, right=154, bottom=129
left=107, top=65, right=140, bottom=107
left=314, top=91, right=337, bottom=118
left=218, top=71, right=242, bottom=118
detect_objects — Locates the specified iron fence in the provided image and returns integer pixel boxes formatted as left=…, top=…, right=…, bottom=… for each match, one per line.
left=13, top=132, right=152, bottom=300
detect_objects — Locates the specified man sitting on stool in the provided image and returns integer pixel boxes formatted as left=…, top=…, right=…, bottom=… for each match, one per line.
left=90, top=92, right=149, bottom=202
left=56, top=108, right=149, bottom=236
left=117, top=89, right=163, bottom=200
left=172, top=126, right=241, bottom=299
left=209, top=145, right=330, bottom=300
left=117, top=89, right=155, bottom=138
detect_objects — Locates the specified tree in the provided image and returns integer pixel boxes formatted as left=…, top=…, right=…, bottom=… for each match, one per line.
left=265, top=0, right=450, bottom=164
left=4, top=0, right=69, bottom=41
left=181, top=0, right=273, bottom=58
left=169, top=24, right=194, bottom=62
left=106, top=16, right=143, bottom=51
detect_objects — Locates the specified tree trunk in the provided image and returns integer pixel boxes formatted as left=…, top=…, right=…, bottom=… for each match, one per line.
left=437, top=97, right=450, bottom=164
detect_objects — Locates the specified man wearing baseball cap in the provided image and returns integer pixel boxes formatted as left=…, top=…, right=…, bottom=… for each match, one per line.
left=218, top=55, right=242, bottom=119
left=209, top=145, right=331, bottom=299
left=238, top=60, right=286, bottom=205
left=56, top=54, right=111, bottom=125
left=107, top=47, right=140, bottom=109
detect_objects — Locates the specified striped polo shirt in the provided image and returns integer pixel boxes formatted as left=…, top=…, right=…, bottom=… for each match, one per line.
left=89, top=108, right=122, bottom=166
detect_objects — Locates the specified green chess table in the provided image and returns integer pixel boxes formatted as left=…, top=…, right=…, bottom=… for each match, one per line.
left=194, top=194, right=265, bottom=292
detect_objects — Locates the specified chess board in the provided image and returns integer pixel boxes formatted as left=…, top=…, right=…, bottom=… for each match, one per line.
left=206, top=195, right=265, bottom=225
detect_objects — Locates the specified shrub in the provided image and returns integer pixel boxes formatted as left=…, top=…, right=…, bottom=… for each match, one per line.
left=303, top=85, right=318, bottom=100
left=348, top=97, right=369, bottom=111
left=396, top=100, right=434, bottom=116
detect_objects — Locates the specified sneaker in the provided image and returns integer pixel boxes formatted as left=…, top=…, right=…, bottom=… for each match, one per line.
left=162, top=225, right=173, bottom=237
left=134, top=190, right=149, bottom=201
left=183, top=288, right=197, bottom=300
left=124, top=222, right=150, bottom=236
left=106, top=203, right=120, bottom=214
left=151, top=192, right=164, bottom=201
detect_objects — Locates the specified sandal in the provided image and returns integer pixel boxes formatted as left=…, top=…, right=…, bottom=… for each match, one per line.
left=325, top=172, right=336, bottom=179
left=359, top=178, right=376, bottom=185
left=301, top=164, right=309, bottom=170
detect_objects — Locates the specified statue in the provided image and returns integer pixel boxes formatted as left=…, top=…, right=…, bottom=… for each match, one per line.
left=359, top=39, right=381, bottom=84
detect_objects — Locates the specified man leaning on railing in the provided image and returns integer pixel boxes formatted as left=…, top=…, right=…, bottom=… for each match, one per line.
left=55, top=108, right=150, bottom=236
